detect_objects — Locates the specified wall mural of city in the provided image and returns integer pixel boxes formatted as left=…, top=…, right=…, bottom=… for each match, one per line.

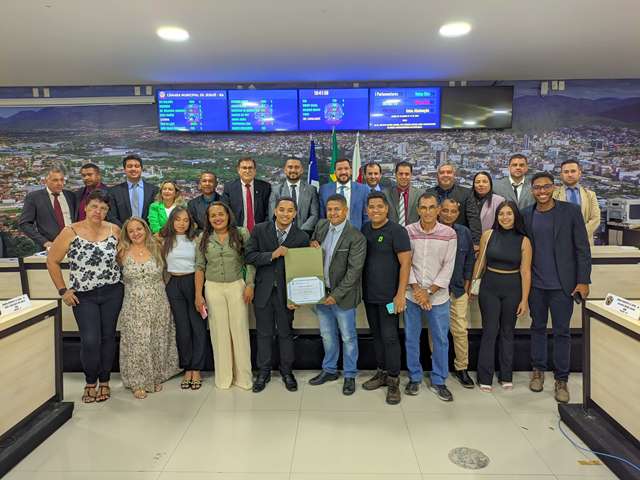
left=1, top=79, right=639, bottom=256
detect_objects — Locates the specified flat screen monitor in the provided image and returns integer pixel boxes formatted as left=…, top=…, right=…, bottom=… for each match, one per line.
left=369, top=87, right=441, bottom=130
left=228, top=89, right=298, bottom=132
left=157, top=90, right=228, bottom=132
left=441, top=86, right=513, bottom=129
left=299, top=88, right=369, bottom=131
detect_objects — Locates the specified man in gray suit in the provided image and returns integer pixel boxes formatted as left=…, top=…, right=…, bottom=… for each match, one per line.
left=268, top=158, right=319, bottom=236
left=309, top=194, right=366, bottom=396
left=19, top=166, right=77, bottom=250
left=493, top=153, right=535, bottom=211
left=384, top=161, right=422, bottom=227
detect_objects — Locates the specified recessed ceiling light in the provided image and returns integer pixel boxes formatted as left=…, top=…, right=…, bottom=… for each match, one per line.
left=463, top=120, right=477, bottom=125
left=156, top=26, right=189, bottom=42
left=439, top=22, right=471, bottom=38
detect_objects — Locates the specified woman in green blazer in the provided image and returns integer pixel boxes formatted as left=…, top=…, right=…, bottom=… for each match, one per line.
left=148, top=180, right=186, bottom=233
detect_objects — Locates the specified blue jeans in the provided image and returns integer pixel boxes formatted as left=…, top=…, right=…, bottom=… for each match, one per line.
left=405, top=299, right=450, bottom=385
left=315, top=303, right=358, bottom=378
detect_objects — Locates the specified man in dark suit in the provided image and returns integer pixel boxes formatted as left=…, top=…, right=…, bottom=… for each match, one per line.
left=384, top=161, right=423, bottom=227
left=308, top=194, right=366, bottom=395
left=493, top=153, right=535, bottom=211
left=268, top=158, right=319, bottom=237
left=187, top=171, right=221, bottom=232
left=108, top=154, right=158, bottom=226
left=522, top=172, right=591, bottom=404
left=75, top=163, right=108, bottom=221
left=245, top=196, right=310, bottom=393
left=319, top=158, right=369, bottom=230
left=19, top=166, right=77, bottom=250
left=222, top=157, right=271, bottom=233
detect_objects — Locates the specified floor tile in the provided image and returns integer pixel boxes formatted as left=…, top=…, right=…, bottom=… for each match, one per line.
left=158, top=474, right=289, bottom=480
left=164, top=410, right=299, bottom=472
left=292, top=411, right=420, bottom=474
left=4, top=473, right=160, bottom=480
left=292, top=475, right=421, bottom=480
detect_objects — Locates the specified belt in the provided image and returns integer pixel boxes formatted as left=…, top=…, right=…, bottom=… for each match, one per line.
left=169, top=272, right=194, bottom=277
left=487, top=267, right=519, bottom=274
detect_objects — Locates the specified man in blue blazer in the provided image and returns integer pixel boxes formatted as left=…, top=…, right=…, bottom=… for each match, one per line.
left=108, top=154, right=158, bottom=226
left=319, top=158, right=369, bottom=230
left=522, top=172, right=591, bottom=404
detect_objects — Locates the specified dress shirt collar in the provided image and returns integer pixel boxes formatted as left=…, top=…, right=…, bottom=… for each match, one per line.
left=275, top=222, right=293, bottom=235
left=242, top=180, right=254, bottom=189
left=418, top=220, right=440, bottom=235
left=509, top=175, right=524, bottom=187
left=328, top=218, right=348, bottom=235
left=336, top=181, right=351, bottom=191
left=46, top=187, right=58, bottom=197
left=127, top=179, right=143, bottom=189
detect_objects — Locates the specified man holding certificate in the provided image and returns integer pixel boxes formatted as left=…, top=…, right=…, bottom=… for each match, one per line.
left=245, top=196, right=310, bottom=393
left=309, top=194, right=367, bottom=396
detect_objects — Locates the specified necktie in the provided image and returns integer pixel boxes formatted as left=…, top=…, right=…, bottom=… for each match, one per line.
left=568, top=187, right=580, bottom=205
left=290, top=184, right=297, bottom=205
left=512, top=183, right=519, bottom=201
left=339, top=185, right=345, bottom=197
left=245, top=183, right=255, bottom=232
left=52, top=192, right=65, bottom=229
left=131, top=183, right=140, bottom=217
left=398, top=191, right=406, bottom=226
left=277, top=228, right=286, bottom=245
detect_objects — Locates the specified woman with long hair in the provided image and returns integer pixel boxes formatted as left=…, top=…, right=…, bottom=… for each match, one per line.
left=148, top=180, right=186, bottom=233
left=195, top=202, right=254, bottom=390
left=117, top=217, right=180, bottom=399
left=471, top=201, right=532, bottom=392
left=159, top=207, right=207, bottom=390
left=472, top=171, right=506, bottom=232
left=47, top=189, right=123, bottom=403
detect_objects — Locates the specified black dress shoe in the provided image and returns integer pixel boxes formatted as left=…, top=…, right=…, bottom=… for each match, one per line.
left=342, top=378, right=356, bottom=396
left=309, top=371, right=340, bottom=386
left=454, top=369, right=475, bottom=389
left=252, top=373, right=271, bottom=393
left=282, top=373, right=298, bottom=392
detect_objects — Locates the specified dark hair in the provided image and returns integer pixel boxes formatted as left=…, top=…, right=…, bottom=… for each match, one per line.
left=335, top=158, right=351, bottom=168
left=237, top=157, right=256, bottom=168
left=275, top=195, right=298, bottom=211
left=160, top=206, right=197, bottom=258
left=199, top=201, right=245, bottom=257
left=367, top=191, right=388, bottom=207
left=418, top=192, right=439, bottom=206
left=86, top=188, right=110, bottom=206
left=560, top=160, right=581, bottom=170
left=122, top=154, right=143, bottom=168
left=509, top=153, right=528, bottom=164
left=199, top=171, right=217, bottom=182
left=284, top=158, right=302, bottom=166
left=530, top=171, right=554, bottom=185
left=80, top=163, right=100, bottom=173
left=364, top=162, right=382, bottom=174
left=492, top=200, right=526, bottom=235
left=395, top=161, right=413, bottom=173
left=326, top=194, right=347, bottom=207
left=472, top=171, right=494, bottom=204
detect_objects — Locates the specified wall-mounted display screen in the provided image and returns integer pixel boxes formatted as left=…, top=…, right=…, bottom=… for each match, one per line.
left=157, top=90, right=228, bottom=131
left=228, top=89, right=298, bottom=132
left=298, top=88, right=369, bottom=131
left=369, top=87, right=441, bottom=130
left=440, top=86, right=513, bottom=129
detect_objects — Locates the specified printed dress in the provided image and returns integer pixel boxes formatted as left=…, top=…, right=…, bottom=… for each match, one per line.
left=118, top=256, right=180, bottom=391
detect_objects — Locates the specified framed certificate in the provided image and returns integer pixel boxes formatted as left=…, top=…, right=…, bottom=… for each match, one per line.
left=284, top=247, right=325, bottom=305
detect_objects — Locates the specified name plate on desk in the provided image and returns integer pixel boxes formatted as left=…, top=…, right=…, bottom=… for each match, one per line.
left=0, top=294, right=32, bottom=315
left=604, top=293, right=640, bottom=320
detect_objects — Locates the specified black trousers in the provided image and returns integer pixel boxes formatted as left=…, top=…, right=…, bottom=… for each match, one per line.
left=364, top=302, right=401, bottom=377
left=477, top=271, right=521, bottom=385
left=166, top=273, right=207, bottom=371
left=255, top=288, right=295, bottom=375
left=73, top=283, right=124, bottom=384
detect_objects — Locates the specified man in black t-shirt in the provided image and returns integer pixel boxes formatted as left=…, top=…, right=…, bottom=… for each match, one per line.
left=361, top=192, right=412, bottom=405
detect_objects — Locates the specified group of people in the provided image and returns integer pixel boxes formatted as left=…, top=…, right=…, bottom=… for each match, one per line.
left=21, top=152, right=596, bottom=405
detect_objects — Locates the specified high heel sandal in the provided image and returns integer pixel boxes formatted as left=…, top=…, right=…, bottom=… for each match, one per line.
left=96, top=385, right=111, bottom=402
left=82, top=385, right=97, bottom=403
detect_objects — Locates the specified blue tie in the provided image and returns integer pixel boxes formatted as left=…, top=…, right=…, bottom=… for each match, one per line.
left=339, top=185, right=345, bottom=197
left=568, top=187, right=580, bottom=205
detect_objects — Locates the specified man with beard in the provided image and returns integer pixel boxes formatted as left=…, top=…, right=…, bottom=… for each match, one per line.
left=319, top=158, right=369, bottom=230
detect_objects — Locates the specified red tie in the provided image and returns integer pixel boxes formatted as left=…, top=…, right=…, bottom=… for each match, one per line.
left=52, top=192, right=65, bottom=229
left=245, top=183, right=255, bottom=232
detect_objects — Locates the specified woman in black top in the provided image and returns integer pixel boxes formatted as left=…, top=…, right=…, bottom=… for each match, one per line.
left=471, top=201, right=532, bottom=391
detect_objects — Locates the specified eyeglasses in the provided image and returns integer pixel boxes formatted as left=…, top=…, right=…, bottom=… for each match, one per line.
left=532, top=184, right=554, bottom=192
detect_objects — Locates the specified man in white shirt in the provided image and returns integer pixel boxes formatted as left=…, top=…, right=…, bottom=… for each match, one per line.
left=364, top=162, right=383, bottom=192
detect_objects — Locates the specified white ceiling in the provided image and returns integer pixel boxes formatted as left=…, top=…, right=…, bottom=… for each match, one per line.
left=1, top=0, right=640, bottom=87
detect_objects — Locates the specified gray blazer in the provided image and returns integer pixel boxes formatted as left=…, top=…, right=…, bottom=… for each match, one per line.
left=384, top=185, right=423, bottom=225
left=493, top=176, right=535, bottom=211
left=269, top=180, right=320, bottom=234
left=312, top=219, right=366, bottom=310
left=18, top=188, right=77, bottom=249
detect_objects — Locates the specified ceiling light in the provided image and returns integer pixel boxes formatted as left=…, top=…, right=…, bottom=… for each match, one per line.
left=156, top=26, right=189, bottom=42
left=439, top=22, right=471, bottom=38
left=463, top=120, right=477, bottom=125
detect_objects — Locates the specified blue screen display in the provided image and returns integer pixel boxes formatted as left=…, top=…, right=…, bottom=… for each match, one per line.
left=369, top=87, right=441, bottom=130
left=298, top=88, right=369, bottom=131
left=157, top=90, right=228, bottom=132
left=228, top=90, right=298, bottom=132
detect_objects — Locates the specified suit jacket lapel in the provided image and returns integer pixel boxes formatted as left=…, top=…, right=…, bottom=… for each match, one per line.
left=40, top=189, right=56, bottom=219
left=553, top=204, right=561, bottom=239
left=579, top=186, right=588, bottom=219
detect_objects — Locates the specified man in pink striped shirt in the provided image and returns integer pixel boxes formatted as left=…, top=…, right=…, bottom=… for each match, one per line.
left=404, top=193, right=457, bottom=401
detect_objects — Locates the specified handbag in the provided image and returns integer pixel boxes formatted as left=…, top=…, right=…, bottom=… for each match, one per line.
left=470, top=230, right=493, bottom=295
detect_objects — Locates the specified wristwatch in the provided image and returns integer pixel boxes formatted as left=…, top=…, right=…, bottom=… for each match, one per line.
left=58, top=287, right=67, bottom=296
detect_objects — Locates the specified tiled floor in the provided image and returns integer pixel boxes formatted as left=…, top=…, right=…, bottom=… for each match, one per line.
left=5, top=371, right=618, bottom=480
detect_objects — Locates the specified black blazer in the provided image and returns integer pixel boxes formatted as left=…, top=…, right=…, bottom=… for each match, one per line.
left=222, top=179, right=271, bottom=227
left=522, top=200, right=592, bottom=296
left=18, top=188, right=77, bottom=248
left=108, top=181, right=158, bottom=226
left=245, top=221, right=310, bottom=308
left=187, top=193, right=221, bottom=232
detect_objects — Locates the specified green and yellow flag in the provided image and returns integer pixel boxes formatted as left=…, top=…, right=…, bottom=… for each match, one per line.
left=329, top=127, right=339, bottom=182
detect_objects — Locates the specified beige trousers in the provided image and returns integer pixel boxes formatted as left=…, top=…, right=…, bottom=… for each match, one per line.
left=428, top=292, right=470, bottom=371
left=204, top=279, right=253, bottom=390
